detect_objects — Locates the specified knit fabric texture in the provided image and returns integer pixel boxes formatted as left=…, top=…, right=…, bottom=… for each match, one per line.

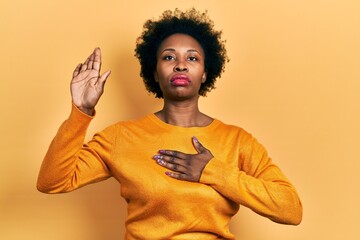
left=37, top=104, right=302, bottom=239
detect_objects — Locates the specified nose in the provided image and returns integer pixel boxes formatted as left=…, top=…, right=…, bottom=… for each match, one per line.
left=174, top=60, right=188, bottom=72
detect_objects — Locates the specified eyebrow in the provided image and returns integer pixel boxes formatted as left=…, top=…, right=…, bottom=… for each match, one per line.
left=160, top=48, right=201, bottom=54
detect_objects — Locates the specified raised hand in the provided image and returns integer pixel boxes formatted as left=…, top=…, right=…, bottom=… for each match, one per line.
left=153, top=137, right=214, bottom=182
left=71, top=48, right=111, bottom=115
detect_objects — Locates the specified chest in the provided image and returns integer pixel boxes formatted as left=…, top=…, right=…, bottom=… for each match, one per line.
left=107, top=124, right=241, bottom=205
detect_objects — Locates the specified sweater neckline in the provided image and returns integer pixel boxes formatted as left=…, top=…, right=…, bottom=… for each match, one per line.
left=147, top=113, right=220, bottom=131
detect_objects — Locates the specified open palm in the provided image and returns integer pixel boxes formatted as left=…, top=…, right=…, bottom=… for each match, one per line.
left=71, top=48, right=111, bottom=115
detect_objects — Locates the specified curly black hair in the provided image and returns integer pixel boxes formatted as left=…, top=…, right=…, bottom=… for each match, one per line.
left=134, top=8, right=229, bottom=98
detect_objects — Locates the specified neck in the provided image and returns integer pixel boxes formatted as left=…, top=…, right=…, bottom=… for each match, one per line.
left=155, top=98, right=211, bottom=127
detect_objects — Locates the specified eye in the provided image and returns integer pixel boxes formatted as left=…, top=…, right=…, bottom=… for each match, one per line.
left=163, top=55, right=175, bottom=61
left=188, top=56, right=198, bottom=61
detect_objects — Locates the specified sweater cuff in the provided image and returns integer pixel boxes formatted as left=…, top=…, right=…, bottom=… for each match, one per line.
left=200, top=157, right=230, bottom=186
left=70, top=103, right=96, bottom=121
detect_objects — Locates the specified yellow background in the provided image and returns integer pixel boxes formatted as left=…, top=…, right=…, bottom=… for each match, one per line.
left=1, top=0, right=359, bottom=239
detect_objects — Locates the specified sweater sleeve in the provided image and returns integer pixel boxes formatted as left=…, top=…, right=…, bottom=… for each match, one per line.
left=199, top=135, right=303, bottom=225
left=37, top=104, right=114, bottom=193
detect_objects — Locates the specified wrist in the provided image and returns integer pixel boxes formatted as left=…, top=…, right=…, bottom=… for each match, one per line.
left=78, top=106, right=95, bottom=116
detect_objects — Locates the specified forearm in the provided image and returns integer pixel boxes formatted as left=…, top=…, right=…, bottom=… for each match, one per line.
left=200, top=158, right=303, bottom=225
left=37, top=104, right=111, bottom=193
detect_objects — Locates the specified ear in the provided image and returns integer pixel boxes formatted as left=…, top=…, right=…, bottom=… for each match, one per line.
left=201, top=72, right=207, bottom=83
left=154, top=71, right=159, bottom=82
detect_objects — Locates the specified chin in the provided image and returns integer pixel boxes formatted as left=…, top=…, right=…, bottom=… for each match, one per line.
left=166, top=93, right=199, bottom=102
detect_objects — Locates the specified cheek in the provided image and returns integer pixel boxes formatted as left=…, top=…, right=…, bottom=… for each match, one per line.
left=195, top=67, right=206, bottom=80
left=156, top=63, right=173, bottom=81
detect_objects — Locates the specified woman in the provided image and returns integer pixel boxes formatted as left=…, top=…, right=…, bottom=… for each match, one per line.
left=37, top=8, right=302, bottom=239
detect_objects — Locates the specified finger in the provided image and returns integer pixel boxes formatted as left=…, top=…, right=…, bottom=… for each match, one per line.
left=93, top=48, right=101, bottom=71
left=192, top=136, right=206, bottom=153
left=158, top=150, right=188, bottom=160
left=80, top=63, right=87, bottom=72
left=154, top=154, right=187, bottom=169
left=155, top=159, right=187, bottom=173
left=73, top=63, right=82, bottom=77
left=165, top=171, right=186, bottom=180
left=87, top=53, right=94, bottom=70
left=154, top=154, right=178, bottom=163
left=80, top=53, right=92, bottom=72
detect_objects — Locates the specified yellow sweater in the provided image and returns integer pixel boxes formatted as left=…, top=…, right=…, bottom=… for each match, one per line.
left=37, top=105, right=302, bottom=239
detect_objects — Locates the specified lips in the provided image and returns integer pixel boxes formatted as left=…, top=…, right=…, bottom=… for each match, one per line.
left=170, top=74, right=191, bottom=86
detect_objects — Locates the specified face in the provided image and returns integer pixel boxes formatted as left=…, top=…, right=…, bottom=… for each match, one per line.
left=155, top=33, right=206, bottom=100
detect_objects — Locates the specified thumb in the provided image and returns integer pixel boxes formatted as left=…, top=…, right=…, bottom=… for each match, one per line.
left=192, top=136, right=206, bottom=153
left=97, top=70, right=111, bottom=91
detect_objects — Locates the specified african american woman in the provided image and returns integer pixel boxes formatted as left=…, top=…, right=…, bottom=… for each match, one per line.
left=37, top=8, right=302, bottom=239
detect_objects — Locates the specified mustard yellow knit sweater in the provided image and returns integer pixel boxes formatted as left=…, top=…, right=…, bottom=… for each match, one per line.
left=37, top=105, right=302, bottom=239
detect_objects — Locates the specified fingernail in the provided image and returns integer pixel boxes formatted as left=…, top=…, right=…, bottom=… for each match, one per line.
left=193, top=136, right=199, bottom=143
left=153, top=155, right=161, bottom=159
left=159, top=150, right=165, bottom=154
left=157, top=159, right=165, bottom=165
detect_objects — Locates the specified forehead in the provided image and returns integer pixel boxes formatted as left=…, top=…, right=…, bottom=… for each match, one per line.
left=157, top=33, right=204, bottom=54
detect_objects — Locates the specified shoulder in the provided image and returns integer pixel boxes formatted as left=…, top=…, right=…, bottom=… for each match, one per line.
left=213, top=119, right=267, bottom=150
left=91, top=114, right=156, bottom=145
left=214, top=118, right=252, bottom=139
left=101, top=114, right=157, bottom=135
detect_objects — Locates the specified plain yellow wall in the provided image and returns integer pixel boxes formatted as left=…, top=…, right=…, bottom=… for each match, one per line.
left=1, top=0, right=359, bottom=239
